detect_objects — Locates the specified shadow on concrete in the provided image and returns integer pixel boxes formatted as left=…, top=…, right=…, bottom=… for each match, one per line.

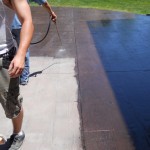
left=29, top=70, right=43, bottom=77
left=29, top=62, right=59, bottom=77
left=87, top=15, right=150, bottom=150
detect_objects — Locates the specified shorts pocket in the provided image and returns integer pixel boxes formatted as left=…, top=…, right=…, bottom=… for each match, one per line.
left=2, top=57, right=11, bottom=69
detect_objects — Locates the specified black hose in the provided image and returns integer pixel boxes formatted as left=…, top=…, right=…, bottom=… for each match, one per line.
left=31, top=17, right=51, bottom=45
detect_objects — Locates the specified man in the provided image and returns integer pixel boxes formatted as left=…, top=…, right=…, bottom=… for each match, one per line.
left=0, top=0, right=34, bottom=149
left=12, top=0, right=57, bottom=85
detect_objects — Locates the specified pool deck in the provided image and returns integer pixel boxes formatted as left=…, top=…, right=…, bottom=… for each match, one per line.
left=1, top=6, right=150, bottom=150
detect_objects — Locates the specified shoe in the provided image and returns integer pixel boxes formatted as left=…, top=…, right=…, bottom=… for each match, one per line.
left=20, top=81, right=28, bottom=86
left=20, top=78, right=29, bottom=85
left=9, top=131, right=25, bottom=150
left=20, top=76, right=29, bottom=86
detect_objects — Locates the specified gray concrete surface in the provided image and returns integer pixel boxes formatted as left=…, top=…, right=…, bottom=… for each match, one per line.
left=0, top=57, right=82, bottom=150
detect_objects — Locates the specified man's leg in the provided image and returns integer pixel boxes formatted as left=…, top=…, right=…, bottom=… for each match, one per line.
left=20, top=50, right=30, bottom=85
left=8, top=107, right=25, bottom=150
left=12, top=107, right=24, bottom=134
left=0, top=135, right=6, bottom=145
left=0, top=56, right=25, bottom=149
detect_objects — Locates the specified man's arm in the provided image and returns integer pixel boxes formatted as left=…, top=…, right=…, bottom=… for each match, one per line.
left=42, top=1, right=57, bottom=22
left=33, top=0, right=57, bottom=22
left=8, top=0, right=34, bottom=78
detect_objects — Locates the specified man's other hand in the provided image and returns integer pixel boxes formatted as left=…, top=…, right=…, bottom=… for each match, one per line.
left=8, top=54, right=25, bottom=78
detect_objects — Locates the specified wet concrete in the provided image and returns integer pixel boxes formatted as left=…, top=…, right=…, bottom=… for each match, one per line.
left=67, top=8, right=150, bottom=150
left=1, top=6, right=150, bottom=150
left=87, top=14, right=150, bottom=150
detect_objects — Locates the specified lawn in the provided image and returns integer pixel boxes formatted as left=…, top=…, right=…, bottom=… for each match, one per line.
left=30, top=0, right=150, bottom=14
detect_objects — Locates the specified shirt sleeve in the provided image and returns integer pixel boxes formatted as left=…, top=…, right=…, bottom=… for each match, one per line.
left=33, top=0, right=47, bottom=5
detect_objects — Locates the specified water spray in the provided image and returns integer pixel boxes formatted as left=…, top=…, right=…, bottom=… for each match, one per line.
left=54, top=22, right=65, bottom=52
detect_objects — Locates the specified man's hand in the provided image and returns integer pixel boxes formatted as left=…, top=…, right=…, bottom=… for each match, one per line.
left=8, top=54, right=25, bottom=78
left=51, top=11, right=57, bottom=23
left=42, top=2, right=57, bottom=23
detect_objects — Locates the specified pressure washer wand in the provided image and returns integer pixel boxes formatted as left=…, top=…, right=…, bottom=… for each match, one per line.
left=54, top=22, right=63, bottom=48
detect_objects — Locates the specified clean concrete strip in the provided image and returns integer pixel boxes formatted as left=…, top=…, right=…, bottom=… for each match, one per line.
left=0, top=57, right=82, bottom=150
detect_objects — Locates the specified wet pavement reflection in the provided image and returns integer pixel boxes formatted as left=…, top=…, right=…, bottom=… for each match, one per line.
left=88, top=15, right=150, bottom=150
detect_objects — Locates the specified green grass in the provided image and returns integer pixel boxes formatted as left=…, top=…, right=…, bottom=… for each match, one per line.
left=30, top=0, right=150, bottom=14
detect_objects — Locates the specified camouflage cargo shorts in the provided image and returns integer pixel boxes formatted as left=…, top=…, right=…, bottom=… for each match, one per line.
left=0, top=49, right=23, bottom=119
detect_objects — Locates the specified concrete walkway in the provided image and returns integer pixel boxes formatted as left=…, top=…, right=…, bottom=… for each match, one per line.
left=0, top=57, right=81, bottom=150
left=1, top=6, right=150, bottom=150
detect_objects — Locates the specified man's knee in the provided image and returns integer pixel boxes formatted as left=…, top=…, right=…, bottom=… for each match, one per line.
left=0, top=76, right=23, bottom=119
left=0, top=89, right=23, bottom=119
